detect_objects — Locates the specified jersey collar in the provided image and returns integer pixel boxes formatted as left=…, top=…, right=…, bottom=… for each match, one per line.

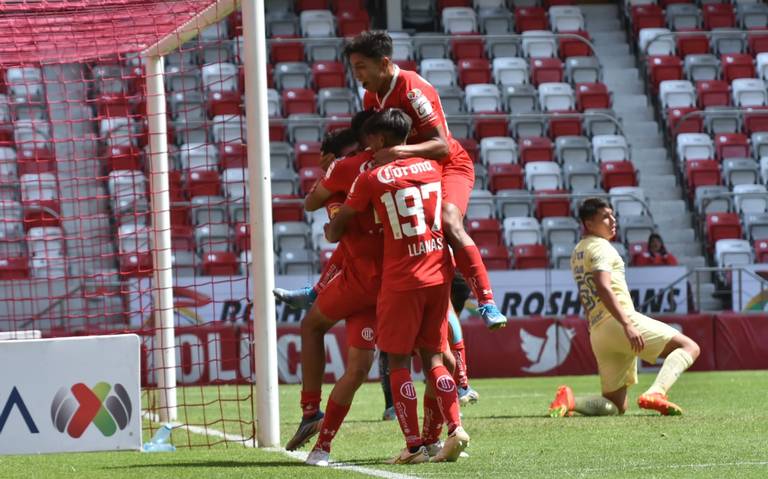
left=376, top=65, right=400, bottom=109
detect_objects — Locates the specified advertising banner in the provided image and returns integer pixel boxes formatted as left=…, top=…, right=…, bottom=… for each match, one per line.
left=730, top=265, right=768, bottom=312
left=714, top=313, right=768, bottom=370
left=0, top=335, right=142, bottom=455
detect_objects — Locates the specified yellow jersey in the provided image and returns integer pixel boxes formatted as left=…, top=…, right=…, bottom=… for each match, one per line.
left=570, top=235, right=635, bottom=329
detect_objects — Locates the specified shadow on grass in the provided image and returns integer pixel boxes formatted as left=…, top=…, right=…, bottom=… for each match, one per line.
left=104, top=459, right=307, bottom=470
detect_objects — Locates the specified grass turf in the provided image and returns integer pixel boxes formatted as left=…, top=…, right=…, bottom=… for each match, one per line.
left=1, top=370, right=766, bottom=479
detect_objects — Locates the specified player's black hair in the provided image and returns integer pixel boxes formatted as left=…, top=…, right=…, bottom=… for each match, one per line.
left=343, top=31, right=393, bottom=60
left=578, top=197, right=611, bottom=224
left=350, top=109, right=377, bottom=140
left=320, top=128, right=357, bottom=158
left=362, top=108, right=412, bottom=146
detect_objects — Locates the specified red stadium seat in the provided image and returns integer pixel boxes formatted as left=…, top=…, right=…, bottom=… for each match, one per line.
left=754, top=239, right=768, bottom=263
left=295, top=0, right=328, bottom=12
left=201, top=251, right=238, bottom=276
left=437, top=0, right=470, bottom=10
left=0, top=255, right=30, bottom=280
left=703, top=4, right=735, bottom=30
left=705, top=212, right=742, bottom=253
left=17, top=147, right=55, bottom=175
left=601, top=161, right=637, bottom=190
left=207, top=90, right=242, bottom=117
left=647, top=56, right=683, bottom=93
left=294, top=141, right=322, bottom=170
left=96, top=94, right=132, bottom=117
left=696, top=80, right=731, bottom=108
left=748, top=28, right=768, bottom=55
left=548, top=111, right=582, bottom=139
left=319, top=248, right=335, bottom=271
left=451, top=34, right=486, bottom=61
left=228, top=9, right=242, bottom=37
left=715, top=133, right=750, bottom=161
left=685, top=159, right=721, bottom=198
left=312, top=61, right=346, bottom=89
left=630, top=5, right=665, bottom=37
left=105, top=144, right=142, bottom=171
left=575, top=82, right=611, bottom=111
left=721, top=54, right=755, bottom=83
left=187, top=170, right=222, bottom=197
left=456, top=137, right=479, bottom=163
left=531, top=58, right=564, bottom=86
left=394, top=59, right=418, bottom=72
left=676, top=29, right=710, bottom=57
left=628, top=241, right=649, bottom=266
left=466, top=218, right=502, bottom=247
left=543, top=0, right=576, bottom=5
left=474, top=115, right=509, bottom=140
left=488, top=164, right=524, bottom=192
left=331, top=0, right=364, bottom=12
left=458, top=58, right=491, bottom=86
left=235, top=222, right=250, bottom=251
left=515, top=7, right=548, bottom=33
left=479, top=245, right=511, bottom=270
left=265, top=64, right=274, bottom=90
left=323, top=114, right=352, bottom=134
left=512, top=244, right=549, bottom=269
left=534, top=189, right=570, bottom=219
left=558, top=30, right=592, bottom=58
left=272, top=195, right=304, bottom=223
left=282, top=88, right=317, bottom=116
left=338, top=10, right=370, bottom=37
left=219, top=142, right=247, bottom=169
left=270, top=35, right=304, bottom=63
left=298, top=166, right=324, bottom=195
left=168, top=170, right=186, bottom=202
left=172, top=225, right=195, bottom=251
left=519, top=137, right=554, bottom=166
left=743, top=107, right=768, bottom=135
left=666, top=107, right=703, bottom=137
left=269, top=119, right=286, bottom=141
left=119, top=252, right=153, bottom=277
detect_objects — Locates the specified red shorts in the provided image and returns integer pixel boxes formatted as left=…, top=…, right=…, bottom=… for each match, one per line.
left=376, top=282, right=451, bottom=355
left=314, top=262, right=379, bottom=350
left=442, top=144, right=475, bottom=215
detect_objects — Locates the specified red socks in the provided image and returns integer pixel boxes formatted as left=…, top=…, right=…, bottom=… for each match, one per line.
left=429, top=365, right=461, bottom=434
left=314, top=399, right=350, bottom=452
left=451, top=340, right=469, bottom=389
left=454, top=245, right=494, bottom=304
left=300, top=390, right=322, bottom=419
left=421, top=394, right=443, bottom=446
left=390, top=367, right=422, bottom=449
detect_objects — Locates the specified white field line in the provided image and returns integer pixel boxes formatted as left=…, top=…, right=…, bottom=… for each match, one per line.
left=142, top=410, right=421, bottom=479
left=569, top=461, right=768, bottom=475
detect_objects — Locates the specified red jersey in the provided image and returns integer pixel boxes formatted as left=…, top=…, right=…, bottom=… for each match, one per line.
left=345, top=157, right=452, bottom=291
left=319, top=149, right=383, bottom=263
left=362, top=66, right=471, bottom=172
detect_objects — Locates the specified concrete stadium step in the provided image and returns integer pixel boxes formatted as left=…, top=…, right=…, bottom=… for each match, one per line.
left=678, top=255, right=707, bottom=270
left=594, top=43, right=630, bottom=56
left=632, top=147, right=669, bottom=163
left=664, top=227, right=697, bottom=244
left=641, top=180, right=683, bottom=200
left=623, top=121, right=660, bottom=141
left=650, top=199, right=687, bottom=217
left=667, top=241, right=704, bottom=258
left=600, top=55, right=636, bottom=70
left=591, top=32, right=626, bottom=45
left=604, top=79, right=645, bottom=95
left=612, top=94, right=649, bottom=112
left=636, top=160, right=674, bottom=175
left=580, top=4, right=619, bottom=16
left=627, top=134, right=664, bottom=148
left=585, top=20, right=623, bottom=33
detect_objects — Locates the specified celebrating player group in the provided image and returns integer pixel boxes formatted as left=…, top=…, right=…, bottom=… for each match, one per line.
left=273, top=30, right=702, bottom=467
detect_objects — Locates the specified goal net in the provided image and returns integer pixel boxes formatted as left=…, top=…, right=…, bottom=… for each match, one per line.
left=0, top=0, right=265, bottom=448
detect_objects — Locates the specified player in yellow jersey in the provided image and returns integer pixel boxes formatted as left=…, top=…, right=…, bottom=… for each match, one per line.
left=549, top=198, right=701, bottom=417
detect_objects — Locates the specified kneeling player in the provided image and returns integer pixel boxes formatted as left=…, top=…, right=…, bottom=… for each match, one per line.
left=327, top=108, right=469, bottom=464
left=550, top=198, right=701, bottom=417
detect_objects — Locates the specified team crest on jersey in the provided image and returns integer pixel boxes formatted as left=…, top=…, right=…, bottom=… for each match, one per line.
left=407, top=88, right=433, bottom=120
left=361, top=327, right=374, bottom=342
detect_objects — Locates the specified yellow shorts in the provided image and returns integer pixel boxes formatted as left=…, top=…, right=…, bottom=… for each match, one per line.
left=590, top=312, right=680, bottom=393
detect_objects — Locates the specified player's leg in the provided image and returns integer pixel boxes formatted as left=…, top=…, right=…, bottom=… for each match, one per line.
left=273, top=247, right=344, bottom=310
left=379, top=351, right=396, bottom=420
left=634, top=314, right=700, bottom=415
left=421, top=380, right=445, bottom=457
left=308, top=317, right=376, bottom=465
left=447, top=306, right=477, bottom=406
left=378, top=290, right=429, bottom=465
left=441, top=171, right=507, bottom=330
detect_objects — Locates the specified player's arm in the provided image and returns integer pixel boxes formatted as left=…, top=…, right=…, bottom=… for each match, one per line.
left=592, top=271, right=645, bottom=353
left=374, top=124, right=449, bottom=165
left=324, top=205, right=357, bottom=243
left=304, top=182, right=333, bottom=212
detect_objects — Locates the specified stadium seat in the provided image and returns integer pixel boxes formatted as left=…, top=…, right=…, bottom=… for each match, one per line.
left=549, top=6, right=584, bottom=33
left=592, top=134, right=630, bottom=163
left=638, top=28, right=675, bottom=56
left=538, top=82, right=574, bottom=112
left=618, top=215, right=655, bottom=245
left=447, top=116, right=472, bottom=139
left=676, top=132, right=715, bottom=161
left=486, top=36, right=521, bottom=59
left=723, top=158, right=759, bottom=187
left=564, top=162, right=599, bottom=192
left=695, top=185, right=731, bottom=215
left=495, top=189, right=532, bottom=218
left=666, top=4, right=701, bottom=31
left=201, top=251, right=238, bottom=276
left=610, top=186, right=646, bottom=217
left=755, top=239, right=768, bottom=262
left=287, top=113, right=323, bottom=142
left=530, top=58, right=564, bottom=86
left=732, top=79, right=767, bottom=108
left=541, top=216, right=579, bottom=245
left=659, top=80, right=696, bottom=109
left=299, top=10, right=335, bottom=37
left=684, top=54, right=720, bottom=82
left=734, top=184, right=768, bottom=215
left=534, top=189, right=570, bottom=219
left=275, top=62, right=312, bottom=90
left=266, top=11, right=299, bottom=36
left=746, top=212, right=768, bottom=242
left=503, top=216, right=541, bottom=246
left=666, top=107, right=703, bottom=137
left=754, top=132, right=768, bottom=161
left=442, top=7, right=478, bottom=34
left=519, top=137, right=554, bottom=165
left=525, top=161, right=561, bottom=191
left=414, top=33, right=450, bottom=60
left=512, top=244, right=549, bottom=269
left=715, top=133, right=750, bottom=161
left=273, top=221, right=311, bottom=252
left=714, top=239, right=752, bottom=269
left=515, top=7, right=548, bottom=33
left=739, top=4, right=768, bottom=30
left=575, top=82, right=610, bottom=111
left=464, top=83, right=501, bottom=112
left=436, top=85, right=465, bottom=115
left=748, top=28, right=768, bottom=56
left=270, top=35, right=304, bottom=64
left=558, top=30, right=592, bottom=59
left=601, top=161, right=638, bottom=190
left=312, top=61, right=346, bottom=89
left=703, top=4, right=736, bottom=30
left=556, top=135, right=590, bottom=164
left=705, top=107, right=743, bottom=135
left=317, top=88, right=356, bottom=116
left=389, top=31, right=414, bottom=60
left=478, top=8, right=514, bottom=35
left=676, top=29, right=710, bottom=57
left=696, top=80, right=731, bottom=108
left=282, top=88, right=317, bottom=115
left=710, top=28, right=746, bottom=56
left=187, top=170, right=222, bottom=197
left=722, top=54, right=756, bottom=83
left=492, top=57, right=528, bottom=86
left=550, top=242, right=574, bottom=269
left=337, top=10, right=369, bottom=37
left=480, top=137, right=517, bottom=165
left=451, top=34, right=486, bottom=61
left=465, top=190, right=495, bottom=219
left=565, top=56, right=601, bottom=84
left=503, top=84, right=538, bottom=113
left=479, top=245, right=511, bottom=270
left=705, top=212, right=742, bottom=252
left=280, top=249, right=317, bottom=275
left=522, top=30, right=557, bottom=58
left=466, top=218, right=502, bottom=247
left=420, top=59, right=458, bottom=87
left=685, top=159, right=721, bottom=196
left=647, top=55, right=684, bottom=93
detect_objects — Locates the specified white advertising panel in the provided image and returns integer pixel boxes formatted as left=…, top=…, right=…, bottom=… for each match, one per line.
left=0, top=334, right=142, bottom=455
left=731, top=265, right=768, bottom=312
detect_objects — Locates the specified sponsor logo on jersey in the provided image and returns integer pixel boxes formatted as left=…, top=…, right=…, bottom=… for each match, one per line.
left=408, top=88, right=434, bottom=120
left=376, top=161, right=436, bottom=184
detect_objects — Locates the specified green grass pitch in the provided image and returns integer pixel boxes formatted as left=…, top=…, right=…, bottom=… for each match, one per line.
left=1, top=370, right=766, bottom=479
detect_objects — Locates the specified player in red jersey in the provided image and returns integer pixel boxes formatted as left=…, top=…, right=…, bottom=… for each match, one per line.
left=343, top=31, right=507, bottom=330
left=326, top=109, right=469, bottom=464
left=284, top=113, right=384, bottom=456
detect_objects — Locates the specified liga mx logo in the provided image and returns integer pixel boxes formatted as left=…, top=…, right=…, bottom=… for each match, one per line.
left=51, top=382, right=133, bottom=438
